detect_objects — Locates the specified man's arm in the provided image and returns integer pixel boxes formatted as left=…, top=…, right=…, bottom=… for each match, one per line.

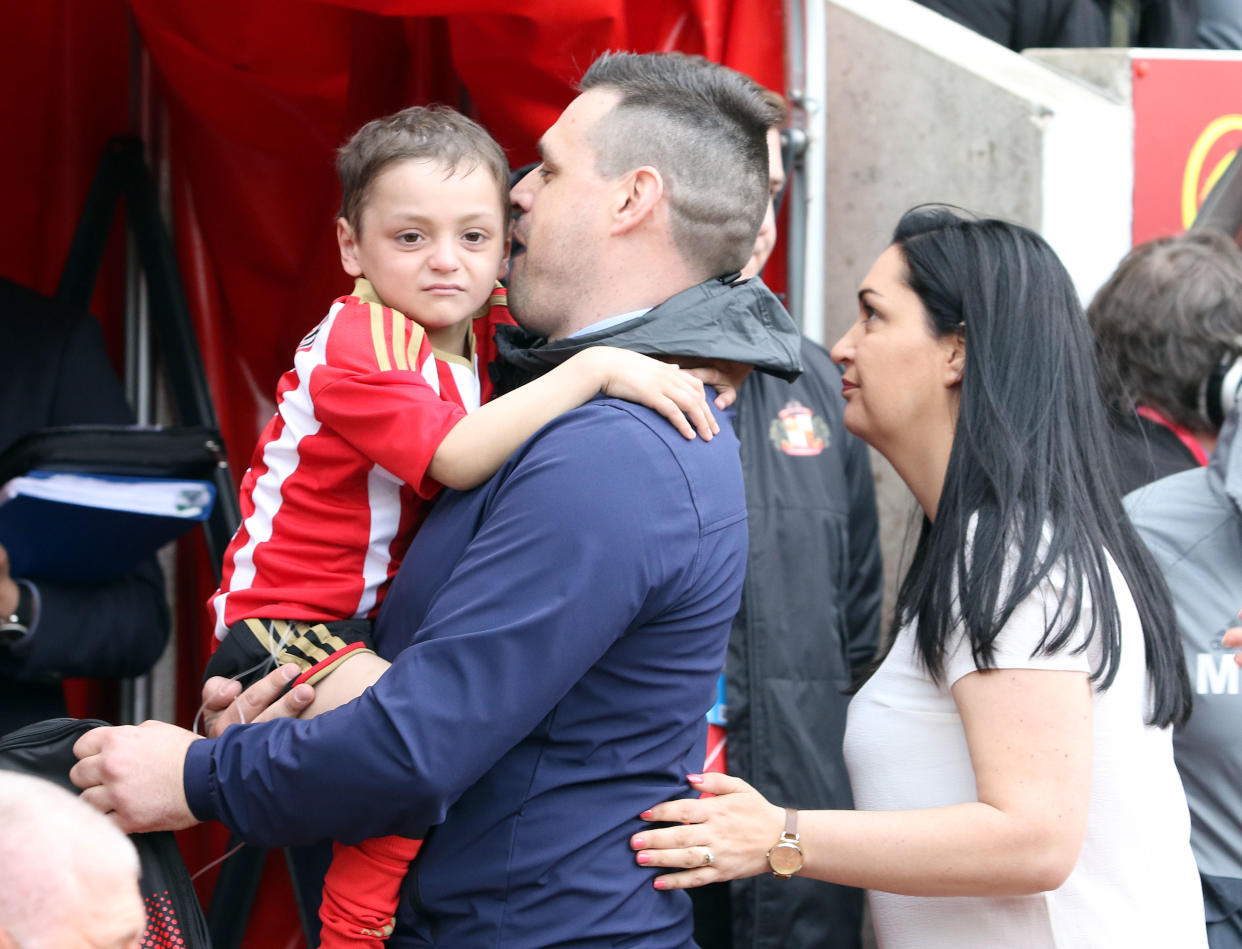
left=0, top=305, right=169, bottom=683
left=0, top=556, right=169, bottom=681
left=176, top=405, right=708, bottom=846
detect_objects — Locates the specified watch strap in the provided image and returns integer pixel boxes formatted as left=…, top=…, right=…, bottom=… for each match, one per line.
left=782, top=807, right=798, bottom=841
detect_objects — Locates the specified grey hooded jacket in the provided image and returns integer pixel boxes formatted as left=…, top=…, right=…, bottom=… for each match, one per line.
left=1127, top=410, right=1242, bottom=941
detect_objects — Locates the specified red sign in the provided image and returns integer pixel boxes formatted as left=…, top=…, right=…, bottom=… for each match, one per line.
left=1132, top=56, right=1242, bottom=245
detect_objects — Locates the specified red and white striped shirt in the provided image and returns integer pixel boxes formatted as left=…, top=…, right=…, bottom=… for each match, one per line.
left=209, top=278, right=511, bottom=638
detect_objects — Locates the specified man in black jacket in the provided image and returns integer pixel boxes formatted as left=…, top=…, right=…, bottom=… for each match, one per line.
left=690, top=93, right=883, bottom=949
left=0, top=277, right=169, bottom=736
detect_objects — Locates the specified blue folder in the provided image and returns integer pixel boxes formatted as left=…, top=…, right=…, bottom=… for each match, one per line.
left=0, top=471, right=216, bottom=583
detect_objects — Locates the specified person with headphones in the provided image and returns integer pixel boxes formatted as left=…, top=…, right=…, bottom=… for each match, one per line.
left=1119, top=229, right=1242, bottom=947
left=1088, top=228, right=1242, bottom=495
left=1127, top=396, right=1242, bottom=946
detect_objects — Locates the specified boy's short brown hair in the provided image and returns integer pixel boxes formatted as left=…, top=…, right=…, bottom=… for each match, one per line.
left=337, top=105, right=510, bottom=234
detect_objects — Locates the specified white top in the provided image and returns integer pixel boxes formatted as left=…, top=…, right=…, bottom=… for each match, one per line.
left=843, top=554, right=1206, bottom=948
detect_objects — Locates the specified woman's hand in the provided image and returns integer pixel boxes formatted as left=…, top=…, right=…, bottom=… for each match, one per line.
left=588, top=347, right=719, bottom=441
left=631, top=772, right=784, bottom=890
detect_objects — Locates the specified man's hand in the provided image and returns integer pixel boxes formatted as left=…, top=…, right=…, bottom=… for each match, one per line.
left=70, top=722, right=202, bottom=833
left=200, top=663, right=316, bottom=738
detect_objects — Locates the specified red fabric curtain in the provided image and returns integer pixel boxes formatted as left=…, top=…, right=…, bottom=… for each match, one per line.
left=0, top=2, right=783, bottom=943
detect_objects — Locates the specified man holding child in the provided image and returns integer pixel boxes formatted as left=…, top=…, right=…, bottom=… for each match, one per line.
left=71, top=51, right=800, bottom=947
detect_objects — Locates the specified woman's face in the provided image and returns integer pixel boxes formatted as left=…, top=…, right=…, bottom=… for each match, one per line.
left=829, top=244, right=962, bottom=458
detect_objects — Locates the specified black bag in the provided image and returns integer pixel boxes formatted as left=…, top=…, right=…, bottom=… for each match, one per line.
left=0, top=717, right=212, bottom=948
left=0, top=423, right=224, bottom=485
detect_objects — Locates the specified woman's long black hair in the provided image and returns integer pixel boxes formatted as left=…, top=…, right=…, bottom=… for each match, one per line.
left=890, top=206, right=1191, bottom=728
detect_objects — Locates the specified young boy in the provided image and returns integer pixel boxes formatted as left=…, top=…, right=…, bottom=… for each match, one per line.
left=204, top=105, right=718, bottom=948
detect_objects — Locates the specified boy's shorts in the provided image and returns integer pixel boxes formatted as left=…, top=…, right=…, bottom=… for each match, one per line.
left=204, top=617, right=376, bottom=690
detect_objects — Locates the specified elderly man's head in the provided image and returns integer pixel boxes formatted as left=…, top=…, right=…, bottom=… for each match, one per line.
left=508, top=52, right=781, bottom=338
left=0, top=772, right=145, bottom=949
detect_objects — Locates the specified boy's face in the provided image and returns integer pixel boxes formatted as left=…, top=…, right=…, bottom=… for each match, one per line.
left=337, top=158, right=509, bottom=354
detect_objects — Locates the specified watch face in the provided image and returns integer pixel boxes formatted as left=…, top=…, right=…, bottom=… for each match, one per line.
left=769, top=841, right=803, bottom=875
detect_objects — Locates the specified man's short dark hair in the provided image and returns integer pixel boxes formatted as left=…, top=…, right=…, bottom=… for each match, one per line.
left=580, top=52, right=782, bottom=279
left=1088, top=229, right=1242, bottom=431
left=337, top=105, right=510, bottom=234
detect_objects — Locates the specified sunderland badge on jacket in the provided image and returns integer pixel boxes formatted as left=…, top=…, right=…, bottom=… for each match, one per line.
left=769, top=400, right=829, bottom=457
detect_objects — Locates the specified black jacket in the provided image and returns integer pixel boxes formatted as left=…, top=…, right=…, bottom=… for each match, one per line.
left=499, top=284, right=881, bottom=947
left=0, top=278, right=169, bottom=736
left=493, top=275, right=804, bottom=392
left=725, top=337, right=882, bottom=949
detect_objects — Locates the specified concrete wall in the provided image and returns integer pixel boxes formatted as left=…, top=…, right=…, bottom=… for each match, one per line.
left=814, top=0, right=1134, bottom=626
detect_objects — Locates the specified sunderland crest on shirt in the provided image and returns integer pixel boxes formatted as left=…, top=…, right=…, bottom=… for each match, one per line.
left=769, top=400, right=829, bottom=456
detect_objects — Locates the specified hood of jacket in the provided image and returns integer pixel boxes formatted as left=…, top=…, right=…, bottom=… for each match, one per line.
left=491, top=275, right=803, bottom=394
left=1210, top=407, right=1242, bottom=515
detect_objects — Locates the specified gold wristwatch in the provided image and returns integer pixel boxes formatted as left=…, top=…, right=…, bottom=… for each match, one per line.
left=765, top=807, right=803, bottom=879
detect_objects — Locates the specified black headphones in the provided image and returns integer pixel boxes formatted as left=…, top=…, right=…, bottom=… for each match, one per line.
left=1200, top=347, right=1242, bottom=429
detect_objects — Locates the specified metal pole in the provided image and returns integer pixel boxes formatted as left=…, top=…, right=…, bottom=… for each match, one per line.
left=796, top=0, right=828, bottom=345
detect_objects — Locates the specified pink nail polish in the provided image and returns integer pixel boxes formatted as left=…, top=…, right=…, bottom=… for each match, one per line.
left=636, top=852, right=651, bottom=865
left=654, top=879, right=668, bottom=890
left=687, top=773, right=704, bottom=784
left=631, top=836, right=645, bottom=849
left=639, top=810, right=654, bottom=820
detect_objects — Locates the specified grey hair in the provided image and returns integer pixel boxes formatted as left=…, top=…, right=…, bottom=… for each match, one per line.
left=580, top=52, right=782, bottom=280
left=0, top=772, right=141, bottom=947
left=1088, top=229, right=1242, bottom=431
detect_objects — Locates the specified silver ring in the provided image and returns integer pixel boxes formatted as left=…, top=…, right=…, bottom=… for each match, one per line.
left=700, top=847, right=714, bottom=868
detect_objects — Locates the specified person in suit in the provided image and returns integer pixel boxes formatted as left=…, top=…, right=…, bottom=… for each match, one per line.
left=0, top=276, right=169, bottom=736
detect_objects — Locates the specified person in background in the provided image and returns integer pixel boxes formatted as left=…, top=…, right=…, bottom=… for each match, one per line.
left=910, top=0, right=1201, bottom=51
left=1199, top=0, right=1242, bottom=48
left=909, top=0, right=1108, bottom=50
left=1088, top=229, right=1242, bottom=494
left=0, top=277, right=169, bottom=736
left=1127, top=399, right=1242, bottom=947
left=0, top=770, right=146, bottom=949
left=691, top=85, right=881, bottom=949
left=632, top=206, right=1205, bottom=949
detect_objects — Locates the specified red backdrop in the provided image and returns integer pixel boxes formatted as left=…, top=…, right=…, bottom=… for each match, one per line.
left=0, top=3, right=784, bottom=944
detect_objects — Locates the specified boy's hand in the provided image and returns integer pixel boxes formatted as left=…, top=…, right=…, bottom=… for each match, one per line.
left=681, top=360, right=753, bottom=410
left=592, top=348, right=719, bottom=441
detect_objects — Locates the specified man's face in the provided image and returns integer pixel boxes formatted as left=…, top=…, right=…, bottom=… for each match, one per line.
left=508, top=88, right=621, bottom=339
left=740, top=127, right=785, bottom=280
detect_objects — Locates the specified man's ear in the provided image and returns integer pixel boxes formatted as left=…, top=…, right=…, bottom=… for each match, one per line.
left=337, top=217, right=363, bottom=277
left=610, top=166, right=664, bottom=236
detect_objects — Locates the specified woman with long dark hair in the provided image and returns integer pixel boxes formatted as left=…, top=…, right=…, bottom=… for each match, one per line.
left=633, top=206, right=1205, bottom=947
